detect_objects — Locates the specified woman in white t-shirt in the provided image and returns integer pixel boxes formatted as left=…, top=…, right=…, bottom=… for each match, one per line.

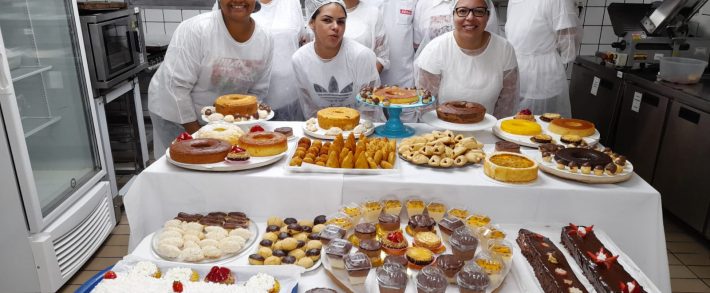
left=292, top=0, right=381, bottom=120
left=415, top=0, right=519, bottom=118
left=342, top=0, right=389, bottom=73
left=148, top=0, right=273, bottom=155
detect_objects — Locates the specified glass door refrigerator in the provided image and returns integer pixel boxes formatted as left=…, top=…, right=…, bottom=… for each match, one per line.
left=0, top=0, right=116, bottom=291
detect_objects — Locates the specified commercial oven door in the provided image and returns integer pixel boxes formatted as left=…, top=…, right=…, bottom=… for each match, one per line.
left=569, top=60, right=625, bottom=146
left=612, top=82, right=669, bottom=183
left=653, top=102, right=710, bottom=234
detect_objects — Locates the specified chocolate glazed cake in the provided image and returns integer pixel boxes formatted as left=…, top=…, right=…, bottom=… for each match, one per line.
left=561, top=224, right=646, bottom=293
left=517, top=229, right=588, bottom=293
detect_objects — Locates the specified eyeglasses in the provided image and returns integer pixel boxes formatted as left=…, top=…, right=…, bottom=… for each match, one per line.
left=454, top=7, right=489, bottom=18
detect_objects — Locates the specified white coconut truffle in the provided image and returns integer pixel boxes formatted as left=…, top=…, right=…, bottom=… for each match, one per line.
left=221, top=236, right=246, bottom=247
left=179, top=247, right=204, bottom=262
left=229, top=228, right=253, bottom=240
left=159, top=230, right=182, bottom=240
left=183, top=229, right=204, bottom=240
left=306, top=123, right=318, bottom=132
left=157, top=243, right=181, bottom=258
left=183, top=240, right=200, bottom=250
left=353, top=125, right=366, bottom=135
left=182, top=222, right=203, bottom=232
left=258, top=109, right=269, bottom=119
left=364, top=120, right=374, bottom=128
left=183, top=234, right=200, bottom=243
left=159, top=237, right=184, bottom=248
left=164, top=219, right=183, bottom=229
left=306, top=118, right=317, bottom=125
left=163, top=226, right=184, bottom=235
left=223, top=115, right=235, bottom=123
left=325, top=127, right=343, bottom=136
left=205, top=231, right=226, bottom=241
left=204, top=226, right=227, bottom=235
left=218, top=240, right=243, bottom=254
left=208, top=113, right=224, bottom=122
left=202, top=245, right=223, bottom=258
left=199, top=238, right=219, bottom=248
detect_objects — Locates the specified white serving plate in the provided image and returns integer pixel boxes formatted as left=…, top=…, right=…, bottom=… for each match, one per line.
left=283, top=142, right=400, bottom=175
left=420, top=111, right=498, bottom=132
left=302, top=119, right=375, bottom=140
left=531, top=151, right=634, bottom=184
left=165, top=149, right=286, bottom=172
left=492, top=116, right=600, bottom=148
left=151, top=221, right=259, bottom=264
left=501, top=224, right=661, bottom=293
left=201, top=110, right=275, bottom=125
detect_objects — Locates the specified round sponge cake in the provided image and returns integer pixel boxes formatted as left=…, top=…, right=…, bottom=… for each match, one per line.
left=317, top=107, right=360, bottom=131
left=214, top=94, right=258, bottom=117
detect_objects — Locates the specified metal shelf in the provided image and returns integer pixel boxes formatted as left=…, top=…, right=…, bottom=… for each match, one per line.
left=21, top=116, right=61, bottom=138
left=11, top=65, right=52, bottom=82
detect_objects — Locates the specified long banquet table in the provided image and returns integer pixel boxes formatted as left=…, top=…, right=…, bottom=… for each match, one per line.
left=123, top=121, right=670, bottom=292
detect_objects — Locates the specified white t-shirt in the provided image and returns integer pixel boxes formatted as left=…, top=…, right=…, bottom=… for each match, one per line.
left=415, top=32, right=517, bottom=112
left=363, top=0, right=416, bottom=87
left=148, top=11, right=274, bottom=124
left=413, top=0, right=500, bottom=48
left=292, top=38, right=380, bottom=119
left=252, top=0, right=306, bottom=118
left=345, top=2, right=390, bottom=70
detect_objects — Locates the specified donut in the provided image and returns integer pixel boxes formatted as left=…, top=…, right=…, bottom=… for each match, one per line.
left=373, top=86, right=419, bottom=104
left=436, top=101, right=486, bottom=124
left=500, top=119, right=542, bottom=135
left=197, top=124, right=244, bottom=145
left=169, top=138, right=231, bottom=164
left=553, top=148, right=612, bottom=170
left=317, top=107, right=360, bottom=131
left=238, top=132, right=287, bottom=157
left=214, top=94, right=258, bottom=117
left=548, top=118, right=596, bottom=137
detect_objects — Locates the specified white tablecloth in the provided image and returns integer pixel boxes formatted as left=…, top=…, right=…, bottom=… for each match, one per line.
left=123, top=121, right=670, bottom=292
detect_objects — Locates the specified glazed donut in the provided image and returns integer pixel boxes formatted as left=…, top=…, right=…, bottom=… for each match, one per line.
left=548, top=118, right=596, bottom=137
left=238, top=132, right=287, bottom=157
left=170, top=138, right=231, bottom=164
left=553, top=148, right=612, bottom=170
left=197, top=124, right=244, bottom=145
left=373, top=86, right=419, bottom=104
left=436, top=101, right=486, bottom=124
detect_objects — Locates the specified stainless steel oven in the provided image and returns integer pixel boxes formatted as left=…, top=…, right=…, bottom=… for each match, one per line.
left=80, top=7, right=147, bottom=92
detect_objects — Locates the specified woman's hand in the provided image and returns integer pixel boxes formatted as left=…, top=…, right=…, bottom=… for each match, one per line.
left=376, top=62, right=384, bottom=73
left=182, top=121, right=201, bottom=134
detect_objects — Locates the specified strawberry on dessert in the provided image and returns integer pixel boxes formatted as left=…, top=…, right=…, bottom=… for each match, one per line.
left=205, top=266, right=235, bottom=284
left=103, top=271, right=117, bottom=280
left=226, top=146, right=251, bottom=161
left=382, top=231, right=409, bottom=255
left=173, top=132, right=193, bottom=144
left=172, top=280, right=183, bottom=293
left=514, top=109, right=535, bottom=121
left=249, top=125, right=265, bottom=133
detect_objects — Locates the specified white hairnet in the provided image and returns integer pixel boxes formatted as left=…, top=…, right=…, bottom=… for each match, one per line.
left=305, top=0, right=346, bottom=21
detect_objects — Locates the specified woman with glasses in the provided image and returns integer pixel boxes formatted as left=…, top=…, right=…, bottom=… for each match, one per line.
left=505, top=0, right=579, bottom=116
left=292, top=0, right=383, bottom=120
left=148, top=0, right=273, bottom=155
left=414, top=0, right=520, bottom=118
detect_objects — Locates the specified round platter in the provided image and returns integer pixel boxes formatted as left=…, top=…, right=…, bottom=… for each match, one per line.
left=355, top=94, right=436, bottom=109
left=165, top=149, right=286, bottom=171
left=492, top=116, right=600, bottom=148
left=420, top=111, right=498, bottom=132
left=302, top=119, right=375, bottom=140
left=201, top=110, right=275, bottom=125
left=532, top=152, right=634, bottom=184
left=151, top=221, right=259, bottom=263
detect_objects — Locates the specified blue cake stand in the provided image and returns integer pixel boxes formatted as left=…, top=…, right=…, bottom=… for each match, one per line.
left=356, top=93, right=436, bottom=138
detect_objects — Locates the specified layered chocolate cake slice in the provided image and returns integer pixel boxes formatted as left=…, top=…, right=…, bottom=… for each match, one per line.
left=517, top=229, right=588, bottom=293
left=561, top=224, right=646, bottom=293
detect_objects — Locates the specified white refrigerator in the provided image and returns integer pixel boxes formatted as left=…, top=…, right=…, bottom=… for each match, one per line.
left=0, top=0, right=116, bottom=291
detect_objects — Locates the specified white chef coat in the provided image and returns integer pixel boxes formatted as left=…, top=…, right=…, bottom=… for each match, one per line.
left=252, top=0, right=307, bottom=120
left=148, top=11, right=273, bottom=125
left=344, top=2, right=390, bottom=70
left=292, top=38, right=381, bottom=120
left=415, top=32, right=517, bottom=112
left=413, top=0, right=500, bottom=55
left=505, top=0, right=577, bottom=115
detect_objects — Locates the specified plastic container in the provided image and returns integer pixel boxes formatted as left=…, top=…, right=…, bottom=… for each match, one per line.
left=659, top=57, right=708, bottom=84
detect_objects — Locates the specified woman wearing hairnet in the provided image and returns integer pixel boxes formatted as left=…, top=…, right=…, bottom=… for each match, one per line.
left=292, top=0, right=382, bottom=120
left=148, top=0, right=273, bottom=155
left=415, top=0, right=520, bottom=118
left=505, top=0, right=579, bottom=116
left=413, top=0, right=500, bottom=58
left=213, top=0, right=307, bottom=120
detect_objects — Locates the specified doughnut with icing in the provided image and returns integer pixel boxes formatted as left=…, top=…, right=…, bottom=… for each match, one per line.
left=436, top=101, right=486, bottom=124
left=169, top=138, right=231, bottom=164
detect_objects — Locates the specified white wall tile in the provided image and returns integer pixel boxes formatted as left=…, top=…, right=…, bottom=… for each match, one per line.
left=606, top=0, right=622, bottom=3
left=165, top=22, right=180, bottom=37
left=163, top=9, right=182, bottom=22
left=182, top=10, right=200, bottom=20
left=584, top=7, right=604, bottom=25
left=144, top=9, right=163, bottom=22
left=145, top=22, right=165, bottom=35
left=578, top=7, right=586, bottom=24
left=587, top=0, right=605, bottom=7
left=580, top=44, right=599, bottom=56
left=625, top=0, right=642, bottom=3
left=600, top=25, right=617, bottom=44
left=201, top=10, right=213, bottom=14
left=598, top=44, right=613, bottom=52
left=694, top=14, right=710, bottom=37
left=602, top=9, right=611, bottom=25
left=582, top=26, right=601, bottom=44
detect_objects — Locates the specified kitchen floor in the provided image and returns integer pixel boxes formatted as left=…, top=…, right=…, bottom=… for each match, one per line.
left=57, top=207, right=710, bottom=293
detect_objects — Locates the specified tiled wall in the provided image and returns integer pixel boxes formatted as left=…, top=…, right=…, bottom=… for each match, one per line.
left=141, top=8, right=212, bottom=37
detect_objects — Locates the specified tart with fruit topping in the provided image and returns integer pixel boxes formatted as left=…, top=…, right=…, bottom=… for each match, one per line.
left=484, top=152, right=538, bottom=183
left=382, top=231, right=409, bottom=255
left=514, top=108, right=535, bottom=121
left=226, top=146, right=250, bottom=161
left=204, top=266, right=235, bottom=284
